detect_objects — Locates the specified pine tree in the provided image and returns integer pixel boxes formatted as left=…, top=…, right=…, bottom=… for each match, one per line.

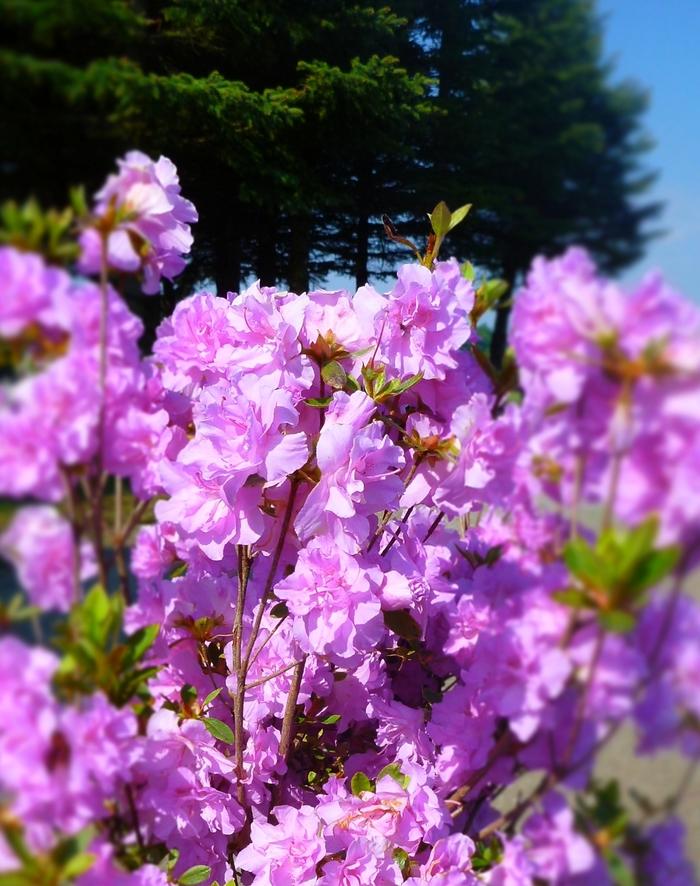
left=1, top=0, right=658, bottom=355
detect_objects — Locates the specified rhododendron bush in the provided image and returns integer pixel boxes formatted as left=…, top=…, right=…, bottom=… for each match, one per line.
left=0, top=152, right=698, bottom=886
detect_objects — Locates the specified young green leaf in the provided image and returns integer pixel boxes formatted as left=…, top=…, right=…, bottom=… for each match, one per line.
left=304, top=396, right=333, bottom=409
left=552, top=588, right=592, bottom=608
left=429, top=201, right=452, bottom=237
left=350, top=771, right=372, bottom=796
left=564, top=538, right=610, bottom=589
left=627, top=547, right=680, bottom=596
left=376, top=762, right=409, bottom=789
left=60, top=852, right=96, bottom=880
left=598, top=610, right=636, bottom=634
left=202, top=687, right=223, bottom=708
left=179, top=865, right=212, bottom=885
left=202, top=717, right=234, bottom=744
left=393, top=848, right=410, bottom=873
left=447, top=202, right=472, bottom=231
left=123, top=623, right=159, bottom=669
left=321, top=360, right=347, bottom=390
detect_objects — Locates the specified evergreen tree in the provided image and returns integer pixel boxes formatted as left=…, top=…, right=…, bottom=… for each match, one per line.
left=409, top=0, right=660, bottom=365
left=0, top=0, right=431, bottom=295
left=1, top=0, right=659, bottom=360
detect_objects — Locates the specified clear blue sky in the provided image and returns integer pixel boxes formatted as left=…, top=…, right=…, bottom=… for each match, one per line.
left=600, top=0, right=700, bottom=299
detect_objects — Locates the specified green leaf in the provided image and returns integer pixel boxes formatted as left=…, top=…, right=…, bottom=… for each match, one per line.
left=390, top=372, right=424, bottom=395
left=321, top=713, right=341, bottom=725
left=168, top=561, right=189, bottom=579
left=627, top=546, right=680, bottom=596
left=393, top=847, right=410, bottom=872
left=598, top=610, right=636, bottom=633
left=552, top=588, right=591, bottom=608
left=181, top=683, right=198, bottom=705
left=429, top=200, right=451, bottom=237
left=376, top=762, right=409, bottom=789
left=564, top=538, right=610, bottom=589
left=304, top=396, right=333, bottom=408
left=383, top=608, right=422, bottom=642
left=350, top=771, right=372, bottom=795
left=270, top=601, right=289, bottom=619
left=447, top=202, right=472, bottom=231
left=461, top=261, right=476, bottom=281
left=60, top=852, right=96, bottom=880
left=165, top=848, right=181, bottom=872
left=123, top=623, right=159, bottom=669
left=179, top=865, right=212, bottom=885
left=616, top=517, right=658, bottom=573
left=202, top=687, right=223, bottom=708
left=202, top=717, right=234, bottom=744
left=321, top=360, right=347, bottom=390
left=0, top=873, right=36, bottom=886
left=605, top=851, right=636, bottom=886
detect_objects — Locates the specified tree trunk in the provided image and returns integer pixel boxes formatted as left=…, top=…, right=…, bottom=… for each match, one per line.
left=355, top=210, right=369, bottom=288
left=287, top=214, right=311, bottom=293
left=214, top=214, right=241, bottom=297
left=490, top=256, right=519, bottom=369
left=257, top=214, right=278, bottom=287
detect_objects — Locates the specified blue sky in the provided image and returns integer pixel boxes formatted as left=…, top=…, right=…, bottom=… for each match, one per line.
left=600, top=0, right=700, bottom=299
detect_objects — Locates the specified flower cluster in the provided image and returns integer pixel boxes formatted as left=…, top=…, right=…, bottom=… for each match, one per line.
left=0, top=154, right=697, bottom=885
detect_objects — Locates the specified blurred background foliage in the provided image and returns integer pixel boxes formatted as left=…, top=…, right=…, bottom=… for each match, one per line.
left=0, top=0, right=660, bottom=362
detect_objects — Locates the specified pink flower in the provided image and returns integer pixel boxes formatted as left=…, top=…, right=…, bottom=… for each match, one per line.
left=371, top=259, right=474, bottom=380
left=301, top=288, right=371, bottom=356
left=520, top=793, right=596, bottom=881
left=80, top=151, right=197, bottom=294
left=0, top=247, right=71, bottom=339
left=153, top=292, right=240, bottom=391
left=0, top=505, right=95, bottom=612
left=319, top=762, right=445, bottom=854
left=236, top=805, right=326, bottom=885
left=295, top=391, right=405, bottom=545
left=156, top=375, right=308, bottom=559
left=406, top=834, right=478, bottom=885
left=318, top=838, right=402, bottom=885
left=435, top=395, right=520, bottom=516
left=275, top=537, right=384, bottom=664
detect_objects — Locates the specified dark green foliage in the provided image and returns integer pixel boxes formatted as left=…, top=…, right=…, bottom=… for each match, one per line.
left=0, top=0, right=657, bottom=353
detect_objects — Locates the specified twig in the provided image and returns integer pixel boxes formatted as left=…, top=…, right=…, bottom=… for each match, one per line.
left=421, top=510, right=444, bottom=544
left=125, top=783, right=145, bottom=853
left=233, top=545, right=251, bottom=806
left=379, top=505, right=415, bottom=557
left=448, top=730, right=516, bottom=817
left=248, top=615, right=288, bottom=671
left=117, top=497, right=153, bottom=547
left=241, top=481, right=299, bottom=678
left=278, top=657, right=306, bottom=764
left=560, top=629, right=605, bottom=770
left=91, top=235, right=111, bottom=589
left=244, top=659, right=299, bottom=692
left=60, top=466, right=83, bottom=597
left=367, top=454, right=424, bottom=553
